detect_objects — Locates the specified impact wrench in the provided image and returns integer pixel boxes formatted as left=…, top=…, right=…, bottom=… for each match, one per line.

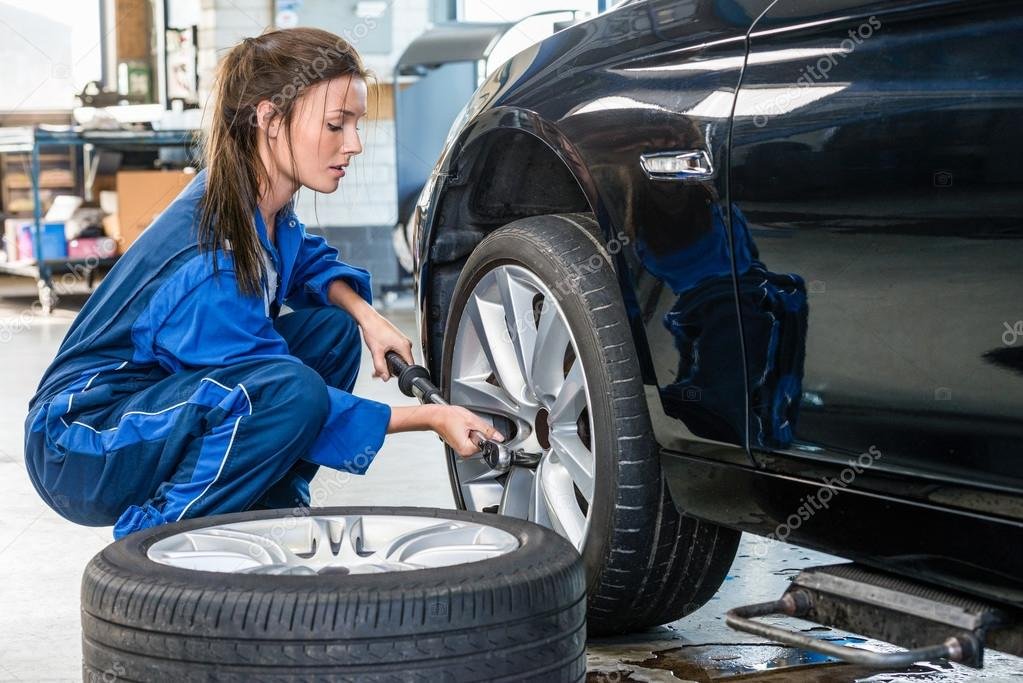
left=385, top=351, right=541, bottom=472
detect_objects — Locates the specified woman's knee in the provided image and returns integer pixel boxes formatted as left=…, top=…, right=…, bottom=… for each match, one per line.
left=315, top=306, right=361, bottom=356
left=260, top=360, right=330, bottom=428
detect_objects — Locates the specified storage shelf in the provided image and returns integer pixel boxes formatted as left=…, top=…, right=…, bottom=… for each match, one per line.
left=5, top=179, right=77, bottom=190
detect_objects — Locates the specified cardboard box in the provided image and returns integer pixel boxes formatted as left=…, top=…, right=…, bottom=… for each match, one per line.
left=113, top=170, right=194, bottom=253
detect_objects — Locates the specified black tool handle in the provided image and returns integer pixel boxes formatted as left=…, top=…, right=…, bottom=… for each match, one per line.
left=385, top=351, right=444, bottom=404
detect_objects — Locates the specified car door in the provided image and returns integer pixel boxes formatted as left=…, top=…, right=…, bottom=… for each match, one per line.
left=730, top=0, right=1023, bottom=500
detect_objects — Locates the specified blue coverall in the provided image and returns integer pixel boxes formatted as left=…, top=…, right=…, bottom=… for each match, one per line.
left=23, top=170, right=392, bottom=539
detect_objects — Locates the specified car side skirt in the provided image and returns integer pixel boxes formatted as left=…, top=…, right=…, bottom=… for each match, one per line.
left=661, top=450, right=1023, bottom=610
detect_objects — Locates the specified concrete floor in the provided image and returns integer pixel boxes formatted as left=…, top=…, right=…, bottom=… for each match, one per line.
left=0, top=275, right=1019, bottom=682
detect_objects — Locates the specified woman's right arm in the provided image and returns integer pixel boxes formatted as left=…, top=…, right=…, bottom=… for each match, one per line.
left=388, top=404, right=505, bottom=457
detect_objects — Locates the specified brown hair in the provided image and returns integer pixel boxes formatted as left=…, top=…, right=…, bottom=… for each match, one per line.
left=198, top=27, right=369, bottom=295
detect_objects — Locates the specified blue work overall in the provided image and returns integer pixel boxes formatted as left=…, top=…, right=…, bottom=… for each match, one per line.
left=23, top=171, right=391, bottom=538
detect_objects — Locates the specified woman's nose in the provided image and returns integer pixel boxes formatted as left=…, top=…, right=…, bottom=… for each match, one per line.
left=344, top=132, right=363, bottom=156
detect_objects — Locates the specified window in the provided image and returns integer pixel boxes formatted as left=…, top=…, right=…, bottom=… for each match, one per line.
left=0, top=0, right=102, bottom=111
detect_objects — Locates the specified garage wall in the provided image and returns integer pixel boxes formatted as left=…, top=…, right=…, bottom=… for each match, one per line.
left=196, top=0, right=273, bottom=105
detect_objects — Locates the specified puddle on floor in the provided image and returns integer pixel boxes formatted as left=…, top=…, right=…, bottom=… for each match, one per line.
left=586, top=633, right=1016, bottom=682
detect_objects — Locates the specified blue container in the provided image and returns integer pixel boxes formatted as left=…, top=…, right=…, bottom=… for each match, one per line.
left=18, top=223, right=68, bottom=260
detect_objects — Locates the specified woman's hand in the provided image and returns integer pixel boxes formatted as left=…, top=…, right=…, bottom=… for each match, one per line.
left=357, top=309, right=414, bottom=381
left=431, top=405, right=505, bottom=457
left=387, top=405, right=506, bottom=457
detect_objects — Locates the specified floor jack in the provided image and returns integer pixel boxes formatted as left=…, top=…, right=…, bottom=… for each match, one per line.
left=726, top=562, right=1022, bottom=667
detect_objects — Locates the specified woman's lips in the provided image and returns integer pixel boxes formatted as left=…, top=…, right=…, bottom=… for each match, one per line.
left=329, top=165, right=346, bottom=178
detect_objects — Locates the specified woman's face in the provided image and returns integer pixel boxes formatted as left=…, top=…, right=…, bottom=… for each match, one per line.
left=265, top=74, right=367, bottom=195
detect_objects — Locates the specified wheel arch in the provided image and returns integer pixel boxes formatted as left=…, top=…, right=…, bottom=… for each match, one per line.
left=420, top=110, right=640, bottom=374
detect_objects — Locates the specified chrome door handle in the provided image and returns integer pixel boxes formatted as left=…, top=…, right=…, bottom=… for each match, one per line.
left=640, top=150, right=715, bottom=182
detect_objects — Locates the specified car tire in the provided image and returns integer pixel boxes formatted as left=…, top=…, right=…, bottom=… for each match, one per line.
left=439, top=213, right=740, bottom=635
left=81, top=506, right=586, bottom=682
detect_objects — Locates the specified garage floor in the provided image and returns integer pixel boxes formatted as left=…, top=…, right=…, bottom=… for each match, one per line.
left=1, top=276, right=1019, bottom=682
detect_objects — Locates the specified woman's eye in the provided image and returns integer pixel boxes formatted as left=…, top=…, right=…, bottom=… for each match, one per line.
left=327, top=123, right=342, bottom=132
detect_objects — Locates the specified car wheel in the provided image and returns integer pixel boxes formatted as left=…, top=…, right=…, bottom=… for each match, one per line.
left=440, top=213, right=740, bottom=635
left=81, top=506, right=586, bottom=682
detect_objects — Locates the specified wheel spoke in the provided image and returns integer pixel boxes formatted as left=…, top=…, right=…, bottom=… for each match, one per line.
left=461, top=479, right=505, bottom=511
left=537, top=454, right=586, bottom=548
left=498, top=466, right=534, bottom=519
left=530, top=299, right=571, bottom=404
left=450, top=376, right=525, bottom=419
left=548, top=358, right=586, bottom=426
left=496, top=268, right=540, bottom=386
left=465, top=291, right=529, bottom=400
left=383, top=523, right=514, bottom=565
left=547, top=430, right=595, bottom=503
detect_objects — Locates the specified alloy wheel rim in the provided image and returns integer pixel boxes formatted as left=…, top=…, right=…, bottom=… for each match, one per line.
left=449, top=264, right=596, bottom=550
left=147, top=514, right=520, bottom=575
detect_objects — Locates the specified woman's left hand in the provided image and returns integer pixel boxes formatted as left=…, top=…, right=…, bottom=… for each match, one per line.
left=358, top=309, right=414, bottom=381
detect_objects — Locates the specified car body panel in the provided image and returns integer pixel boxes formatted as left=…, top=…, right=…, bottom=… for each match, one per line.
left=731, top=0, right=1023, bottom=497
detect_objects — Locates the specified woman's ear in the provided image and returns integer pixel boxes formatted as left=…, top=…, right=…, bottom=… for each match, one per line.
left=255, top=100, right=281, bottom=138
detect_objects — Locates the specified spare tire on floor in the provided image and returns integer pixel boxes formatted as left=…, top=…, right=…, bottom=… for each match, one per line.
left=81, top=506, right=586, bottom=682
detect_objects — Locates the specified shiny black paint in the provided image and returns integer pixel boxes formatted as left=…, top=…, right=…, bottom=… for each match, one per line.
left=412, top=0, right=1023, bottom=608
left=731, top=0, right=1023, bottom=493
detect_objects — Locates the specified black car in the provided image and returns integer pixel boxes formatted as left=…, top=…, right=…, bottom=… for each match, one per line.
left=409, top=0, right=1023, bottom=661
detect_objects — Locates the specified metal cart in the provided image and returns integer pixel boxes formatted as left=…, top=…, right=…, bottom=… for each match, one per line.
left=0, top=125, right=197, bottom=313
